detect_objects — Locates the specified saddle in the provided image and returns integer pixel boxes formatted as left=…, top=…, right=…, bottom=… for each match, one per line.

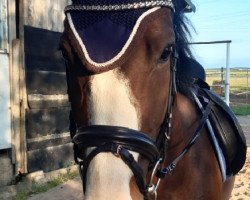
left=192, top=80, right=247, bottom=179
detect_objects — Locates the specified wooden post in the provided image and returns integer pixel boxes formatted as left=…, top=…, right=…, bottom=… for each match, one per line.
left=16, top=0, right=27, bottom=173
left=7, top=0, right=21, bottom=172
left=10, top=39, right=20, bottom=167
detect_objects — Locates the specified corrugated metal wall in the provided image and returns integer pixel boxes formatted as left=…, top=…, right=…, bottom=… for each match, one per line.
left=23, top=0, right=74, bottom=172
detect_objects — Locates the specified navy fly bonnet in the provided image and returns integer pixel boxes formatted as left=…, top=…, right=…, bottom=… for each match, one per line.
left=64, top=0, right=195, bottom=72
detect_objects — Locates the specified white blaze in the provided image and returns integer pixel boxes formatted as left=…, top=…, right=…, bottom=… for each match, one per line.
left=89, top=69, right=139, bottom=129
left=85, top=69, right=140, bottom=200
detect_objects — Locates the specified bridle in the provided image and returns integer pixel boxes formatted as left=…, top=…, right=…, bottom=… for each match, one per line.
left=64, top=1, right=211, bottom=199
left=71, top=44, right=212, bottom=200
left=72, top=44, right=178, bottom=199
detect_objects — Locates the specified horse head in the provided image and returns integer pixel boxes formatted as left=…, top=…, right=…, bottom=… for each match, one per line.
left=59, top=0, right=235, bottom=199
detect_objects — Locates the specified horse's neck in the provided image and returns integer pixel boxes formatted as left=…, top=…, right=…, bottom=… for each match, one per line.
left=158, top=93, right=223, bottom=199
left=168, top=93, right=198, bottom=150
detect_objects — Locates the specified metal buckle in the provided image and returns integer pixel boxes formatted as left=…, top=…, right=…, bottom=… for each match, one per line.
left=113, top=145, right=122, bottom=157
left=147, top=158, right=163, bottom=199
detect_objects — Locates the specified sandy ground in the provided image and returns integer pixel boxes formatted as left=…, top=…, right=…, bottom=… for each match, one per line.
left=230, top=148, right=250, bottom=200
left=27, top=149, right=250, bottom=200
left=237, top=116, right=250, bottom=145
left=28, top=177, right=83, bottom=200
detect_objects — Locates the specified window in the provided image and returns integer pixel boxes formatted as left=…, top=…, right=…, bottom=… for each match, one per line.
left=0, top=0, right=8, bottom=51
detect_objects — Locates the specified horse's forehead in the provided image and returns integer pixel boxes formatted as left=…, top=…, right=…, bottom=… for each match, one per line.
left=65, top=2, right=174, bottom=73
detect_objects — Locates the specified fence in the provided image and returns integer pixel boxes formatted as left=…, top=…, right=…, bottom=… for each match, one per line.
left=206, top=68, right=250, bottom=106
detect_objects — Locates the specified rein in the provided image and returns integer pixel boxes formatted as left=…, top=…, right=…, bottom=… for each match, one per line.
left=149, top=101, right=213, bottom=197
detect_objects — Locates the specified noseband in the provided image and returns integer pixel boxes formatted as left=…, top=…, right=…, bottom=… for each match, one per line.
left=73, top=126, right=160, bottom=196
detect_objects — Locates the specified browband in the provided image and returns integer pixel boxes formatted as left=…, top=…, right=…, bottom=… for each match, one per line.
left=65, top=0, right=175, bottom=12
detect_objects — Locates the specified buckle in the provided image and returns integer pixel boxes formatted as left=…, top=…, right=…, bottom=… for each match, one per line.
left=146, top=158, right=163, bottom=199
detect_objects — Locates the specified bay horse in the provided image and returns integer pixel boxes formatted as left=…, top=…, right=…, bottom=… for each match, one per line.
left=60, top=0, right=240, bottom=199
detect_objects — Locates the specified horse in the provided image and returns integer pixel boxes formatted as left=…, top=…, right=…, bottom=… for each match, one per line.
left=60, top=0, right=245, bottom=199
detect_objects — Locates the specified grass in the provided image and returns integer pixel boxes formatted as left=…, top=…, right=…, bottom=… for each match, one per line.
left=13, top=171, right=78, bottom=200
left=231, top=104, right=250, bottom=116
left=205, top=69, right=250, bottom=116
left=206, top=69, right=250, bottom=87
left=206, top=75, right=250, bottom=93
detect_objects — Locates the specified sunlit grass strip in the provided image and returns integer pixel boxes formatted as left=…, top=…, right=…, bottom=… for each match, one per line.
left=14, top=171, right=78, bottom=200
left=231, top=104, right=250, bottom=116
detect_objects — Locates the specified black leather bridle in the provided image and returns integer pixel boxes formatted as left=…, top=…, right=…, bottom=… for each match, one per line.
left=71, top=47, right=180, bottom=199
left=69, top=45, right=213, bottom=199
left=74, top=126, right=160, bottom=196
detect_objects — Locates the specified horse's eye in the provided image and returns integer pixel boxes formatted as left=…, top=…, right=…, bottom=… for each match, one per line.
left=159, top=46, right=173, bottom=62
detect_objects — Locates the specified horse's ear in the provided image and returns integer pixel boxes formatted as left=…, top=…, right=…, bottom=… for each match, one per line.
left=181, top=0, right=196, bottom=13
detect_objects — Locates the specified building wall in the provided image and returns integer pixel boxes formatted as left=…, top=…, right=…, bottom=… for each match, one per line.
left=24, top=0, right=71, bottom=32
left=0, top=0, right=11, bottom=150
left=0, top=0, right=8, bottom=50
left=22, top=0, right=74, bottom=173
left=0, top=54, right=11, bottom=150
left=0, top=0, right=15, bottom=186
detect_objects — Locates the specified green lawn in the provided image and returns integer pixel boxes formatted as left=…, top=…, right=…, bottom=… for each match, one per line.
left=206, top=69, right=250, bottom=115
left=231, top=104, right=250, bottom=116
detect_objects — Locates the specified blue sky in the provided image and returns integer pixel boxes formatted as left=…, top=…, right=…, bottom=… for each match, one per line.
left=187, top=0, right=250, bottom=68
